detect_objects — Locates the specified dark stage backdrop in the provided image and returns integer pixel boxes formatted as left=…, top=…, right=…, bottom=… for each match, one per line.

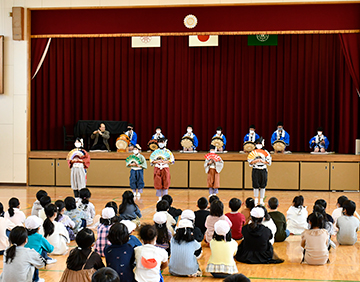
left=31, top=35, right=359, bottom=153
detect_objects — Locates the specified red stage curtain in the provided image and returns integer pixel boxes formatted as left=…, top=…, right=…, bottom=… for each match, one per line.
left=31, top=35, right=359, bottom=153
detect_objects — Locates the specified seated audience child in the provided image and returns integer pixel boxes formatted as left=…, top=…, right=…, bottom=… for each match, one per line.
left=106, top=201, right=120, bottom=222
left=153, top=212, right=172, bottom=256
left=268, top=197, right=289, bottom=242
left=104, top=223, right=135, bottom=282
left=120, top=220, right=142, bottom=248
left=336, top=200, right=359, bottom=245
left=38, top=196, right=52, bottom=221
left=5, top=197, right=26, bottom=227
left=55, top=200, right=75, bottom=241
left=332, top=195, right=348, bottom=225
left=205, top=200, right=231, bottom=243
left=314, top=199, right=334, bottom=223
left=169, top=219, right=202, bottom=277
left=0, top=226, right=45, bottom=282
left=312, top=204, right=336, bottom=249
left=286, top=195, right=308, bottom=235
left=259, top=206, right=277, bottom=245
left=206, top=220, right=238, bottom=278
left=118, top=190, right=142, bottom=226
left=236, top=207, right=283, bottom=264
left=0, top=202, right=16, bottom=255
left=31, top=190, right=48, bottom=217
left=225, top=198, right=246, bottom=240
left=301, top=212, right=329, bottom=265
left=156, top=200, right=176, bottom=235
left=241, top=198, right=255, bottom=225
left=59, top=228, right=105, bottom=282
left=42, top=204, right=70, bottom=255
left=209, top=195, right=220, bottom=205
left=134, top=224, right=168, bottom=282
left=181, top=209, right=204, bottom=242
left=92, top=267, right=120, bottom=282
left=77, top=188, right=98, bottom=227
left=94, top=207, right=118, bottom=257
left=162, top=194, right=182, bottom=223
left=194, top=197, right=210, bottom=235
left=223, top=274, right=251, bottom=282
left=64, top=196, right=86, bottom=234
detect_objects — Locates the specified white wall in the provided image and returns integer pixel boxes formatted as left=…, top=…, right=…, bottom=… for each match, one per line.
left=0, top=0, right=350, bottom=183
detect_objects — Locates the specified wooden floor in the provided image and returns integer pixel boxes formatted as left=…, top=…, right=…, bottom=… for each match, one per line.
left=1, top=186, right=360, bottom=282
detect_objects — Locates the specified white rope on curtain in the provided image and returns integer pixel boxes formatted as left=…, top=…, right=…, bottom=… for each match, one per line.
left=31, top=38, right=52, bottom=80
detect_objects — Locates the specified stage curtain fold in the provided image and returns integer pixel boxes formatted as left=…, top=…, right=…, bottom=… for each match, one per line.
left=31, top=38, right=51, bottom=79
left=31, top=35, right=359, bottom=153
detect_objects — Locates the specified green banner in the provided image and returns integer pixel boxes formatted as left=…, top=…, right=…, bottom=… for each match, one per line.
left=248, top=35, right=278, bottom=46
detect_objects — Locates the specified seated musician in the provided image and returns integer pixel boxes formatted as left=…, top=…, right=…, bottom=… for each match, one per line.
left=90, top=122, right=110, bottom=151
left=244, top=124, right=260, bottom=143
left=212, top=126, right=227, bottom=152
left=182, top=125, right=199, bottom=152
left=271, top=122, right=290, bottom=153
left=309, top=127, right=329, bottom=153
left=124, top=123, right=137, bottom=151
left=152, top=126, right=165, bottom=140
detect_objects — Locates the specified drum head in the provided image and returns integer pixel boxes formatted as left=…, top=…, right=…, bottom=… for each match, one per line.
left=148, top=140, right=159, bottom=151
left=273, top=140, right=286, bottom=151
left=211, top=137, right=224, bottom=148
left=181, top=137, right=194, bottom=148
left=120, top=134, right=130, bottom=142
left=116, top=139, right=128, bottom=150
left=243, top=141, right=255, bottom=152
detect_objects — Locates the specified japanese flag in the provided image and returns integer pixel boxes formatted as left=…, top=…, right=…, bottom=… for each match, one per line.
left=189, top=35, right=218, bottom=47
left=131, top=36, right=161, bottom=48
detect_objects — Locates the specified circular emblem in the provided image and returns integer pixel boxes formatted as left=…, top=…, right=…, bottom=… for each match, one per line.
left=140, top=37, right=152, bottom=44
left=256, top=34, right=270, bottom=42
left=184, top=14, right=198, bottom=29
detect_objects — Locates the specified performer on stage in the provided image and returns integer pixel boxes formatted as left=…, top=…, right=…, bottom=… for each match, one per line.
left=124, top=123, right=137, bottom=151
left=67, top=138, right=91, bottom=198
left=244, top=125, right=260, bottom=143
left=126, top=144, right=147, bottom=198
left=212, top=127, right=227, bottom=152
left=248, top=138, right=271, bottom=206
left=205, top=145, right=224, bottom=196
left=181, top=125, right=199, bottom=152
left=150, top=138, right=175, bottom=201
left=271, top=122, right=290, bottom=153
left=91, top=122, right=110, bottom=151
left=152, top=126, right=165, bottom=140
left=309, top=127, right=329, bottom=153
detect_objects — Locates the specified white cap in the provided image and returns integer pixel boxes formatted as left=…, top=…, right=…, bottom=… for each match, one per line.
left=25, top=215, right=43, bottom=229
left=120, top=220, right=136, bottom=233
left=102, top=207, right=116, bottom=219
left=214, top=220, right=230, bottom=237
left=250, top=207, right=265, bottom=218
left=153, top=212, right=167, bottom=224
left=181, top=209, right=195, bottom=221
left=176, top=219, right=193, bottom=230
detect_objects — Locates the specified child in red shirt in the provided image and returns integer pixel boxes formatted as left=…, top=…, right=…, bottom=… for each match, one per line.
left=225, top=198, right=246, bottom=240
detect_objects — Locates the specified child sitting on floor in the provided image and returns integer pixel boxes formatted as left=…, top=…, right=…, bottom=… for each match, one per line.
left=225, top=198, right=246, bottom=240
left=162, top=194, right=182, bottom=223
left=64, top=196, right=86, bottom=234
left=241, top=197, right=255, bottom=225
left=153, top=212, right=172, bottom=256
left=156, top=200, right=176, bottom=235
left=55, top=200, right=75, bottom=241
left=31, top=190, right=48, bottom=217
left=205, top=200, right=231, bottom=243
left=336, top=200, right=359, bottom=245
left=286, top=195, right=308, bottom=235
left=118, top=190, right=142, bottom=226
left=194, top=197, right=210, bottom=236
left=268, top=197, right=289, bottom=242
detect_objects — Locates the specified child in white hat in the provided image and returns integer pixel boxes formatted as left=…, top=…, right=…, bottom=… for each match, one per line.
left=120, top=220, right=142, bottom=248
left=94, top=207, right=117, bottom=257
left=153, top=212, right=171, bottom=256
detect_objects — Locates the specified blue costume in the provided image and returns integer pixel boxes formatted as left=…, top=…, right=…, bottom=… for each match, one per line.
left=271, top=130, right=290, bottom=148
left=309, top=135, right=329, bottom=150
left=152, top=133, right=165, bottom=140
left=125, top=130, right=137, bottom=147
left=212, top=134, right=227, bottom=150
left=182, top=132, right=199, bottom=150
left=244, top=132, right=260, bottom=143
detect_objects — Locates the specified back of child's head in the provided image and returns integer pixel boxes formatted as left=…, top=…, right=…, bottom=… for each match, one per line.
left=43, top=204, right=57, bottom=238
left=174, top=219, right=194, bottom=243
left=293, top=195, right=304, bottom=208
left=210, top=200, right=224, bottom=217
left=268, top=197, right=279, bottom=210
left=156, top=200, right=169, bottom=212
left=249, top=207, right=265, bottom=229
left=343, top=200, right=356, bottom=216
left=223, top=274, right=251, bottom=282
left=209, top=195, right=219, bottom=205
left=197, top=197, right=208, bottom=210
left=36, top=190, right=48, bottom=201
left=314, top=199, right=327, bottom=209
left=64, top=196, right=76, bottom=211
left=258, top=205, right=270, bottom=221
left=107, top=223, right=129, bottom=245
left=6, top=226, right=28, bottom=264
left=337, top=195, right=349, bottom=207
left=312, top=204, right=326, bottom=216
left=8, top=197, right=20, bottom=217
left=139, top=224, right=158, bottom=244
left=100, top=207, right=117, bottom=226
left=0, top=202, right=3, bottom=217
left=79, top=188, right=91, bottom=205
left=213, top=220, right=231, bottom=242
left=153, top=212, right=169, bottom=244
left=92, top=267, right=120, bottom=282
left=67, top=228, right=95, bottom=269
left=162, top=195, right=173, bottom=206
left=119, top=190, right=137, bottom=214
left=54, top=200, right=65, bottom=221
left=39, top=195, right=51, bottom=208
left=245, top=197, right=255, bottom=210
left=308, top=212, right=325, bottom=229
left=25, top=215, right=43, bottom=235
left=229, top=198, right=241, bottom=212
left=105, top=201, right=118, bottom=215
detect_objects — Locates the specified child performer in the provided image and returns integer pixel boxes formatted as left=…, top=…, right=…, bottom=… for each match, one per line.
left=151, top=126, right=165, bottom=140
left=243, top=125, right=260, bottom=143
left=126, top=144, right=147, bottom=198
left=212, top=126, right=227, bottom=152
left=248, top=137, right=272, bottom=206
left=182, top=125, right=199, bottom=152
left=150, top=138, right=175, bottom=201
left=271, top=122, right=290, bottom=153
left=205, top=146, right=224, bottom=196
left=309, top=127, right=329, bottom=153
left=68, top=138, right=90, bottom=198
left=124, top=123, right=137, bottom=151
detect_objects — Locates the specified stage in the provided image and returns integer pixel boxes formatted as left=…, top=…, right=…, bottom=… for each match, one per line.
left=28, top=151, right=360, bottom=191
